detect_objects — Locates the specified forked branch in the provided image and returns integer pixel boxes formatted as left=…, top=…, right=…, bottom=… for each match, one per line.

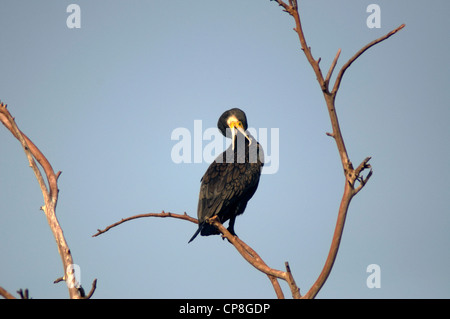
left=273, top=0, right=404, bottom=298
left=332, top=24, right=405, bottom=96
left=0, top=102, right=96, bottom=299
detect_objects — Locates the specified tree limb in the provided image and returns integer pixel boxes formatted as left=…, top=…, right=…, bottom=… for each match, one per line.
left=272, top=1, right=404, bottom=298
left=94, top=211, right=300, bottom=298
left=93, top=211, right=198, bottom=237
left=208, top=216, right=301, bottom=298
left=0, top=286, right=17, bottom=299
left=0, top=102, right=90, bottom=299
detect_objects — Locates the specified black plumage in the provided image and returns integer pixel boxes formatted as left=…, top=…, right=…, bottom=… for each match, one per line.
left=188, top=108, right=264, bottom=243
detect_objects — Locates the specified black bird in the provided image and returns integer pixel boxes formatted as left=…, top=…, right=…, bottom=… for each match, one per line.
left=188, top=108, right=264, bottom=243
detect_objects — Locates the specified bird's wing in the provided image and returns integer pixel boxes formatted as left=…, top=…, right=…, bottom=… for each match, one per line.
left=197, top=161, right=261, bottom=223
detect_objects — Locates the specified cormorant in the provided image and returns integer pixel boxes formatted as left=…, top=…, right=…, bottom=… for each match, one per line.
left=188, top=108, right=264, bottom=243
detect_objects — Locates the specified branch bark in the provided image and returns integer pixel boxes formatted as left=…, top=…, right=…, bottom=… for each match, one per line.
left=0, top=102, right=93, bottom=299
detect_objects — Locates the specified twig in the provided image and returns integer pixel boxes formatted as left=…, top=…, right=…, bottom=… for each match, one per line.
left=285, top=262, right=301, bottom=298
left=325, top=49, right=341, bottom=86
left=83, top=279, right=98, bottom=299
left=332, top=24, right=405, bottom=96
left=354, top=157, right=373, bottom=195
left=17, top=289, right=30, bottom=299
left=93, top=211, right=198, bottom=237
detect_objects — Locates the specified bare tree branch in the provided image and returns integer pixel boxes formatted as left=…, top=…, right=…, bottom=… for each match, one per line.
left=325, top=49, right=341, bottom=88
left=93, top=211, right=198, bottom=237
left=332, top=24, right=406, bottom=96
left=94, top=211, right=300, bottom=298
left=83, top=279, right=98, bottom=299
left=0, top=287, right=34, bottom=299
left=0, top=105, right=52, bottom=204
left=0, top=286, right=17, bottom=299
left=17, top=289, right=30, bottom=299
left=0, top=102, right=90, bottom=299
left=272, top=0, right=404, bottom=299
left=207, top=216, right=301, bottom=298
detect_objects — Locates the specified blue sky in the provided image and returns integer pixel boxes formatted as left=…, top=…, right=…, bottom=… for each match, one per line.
left=1, top=0, right=449, bottom=298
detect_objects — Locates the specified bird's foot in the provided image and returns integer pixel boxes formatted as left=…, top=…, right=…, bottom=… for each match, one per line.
left=205, top=215, right=220, bottom=225
left=227, top=228, right=237, bottom=237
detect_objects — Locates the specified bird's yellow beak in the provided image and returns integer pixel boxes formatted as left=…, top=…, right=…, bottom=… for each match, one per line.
left=228, top=118, right=252, bottom=150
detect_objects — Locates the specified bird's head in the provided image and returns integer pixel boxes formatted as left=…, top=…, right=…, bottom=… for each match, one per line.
left=217, top=108, right=252, bottom=150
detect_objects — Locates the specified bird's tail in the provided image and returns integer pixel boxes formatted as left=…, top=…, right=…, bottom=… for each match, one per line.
left=188, top=222, right=220, bottom=243
left=188, top=224, right=203, bottom=243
